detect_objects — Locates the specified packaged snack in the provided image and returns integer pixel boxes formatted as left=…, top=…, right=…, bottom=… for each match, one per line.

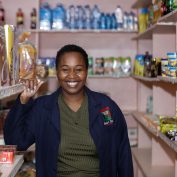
left=104, top=57, right=113, bottom=76
left=94, top=57, right=104, bottom=75
left=18, top=33, right=37, bottom=80
left=121, top=57, right=131, bottom=76
left=88, top=56, right=93, bottom=76
left=113, top=57, right=121, bottom=77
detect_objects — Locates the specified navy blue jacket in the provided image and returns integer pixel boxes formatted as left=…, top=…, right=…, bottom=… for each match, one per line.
left=4, top=87, right=133, bottom=177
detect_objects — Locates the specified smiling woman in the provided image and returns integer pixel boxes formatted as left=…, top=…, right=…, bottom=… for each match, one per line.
left=3, top=44, right=133, bottom=177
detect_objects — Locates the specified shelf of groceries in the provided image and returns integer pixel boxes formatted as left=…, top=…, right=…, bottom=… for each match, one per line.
left=133, top=3, right=177, bottom=40
left=132, top=111, right=177, bottom=153
left=1, top=75, right=177, bottom=100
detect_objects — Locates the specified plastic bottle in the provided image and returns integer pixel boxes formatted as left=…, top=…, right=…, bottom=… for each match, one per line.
left=115, top=5, right=123, bottom=31
left=105, top=13, right=111, bottom=30
left=100, top=13, right=106, bottom=30
left=91, top=5, right=101, bottom=29
left=127, top=12, right=134, bottom=31
left=40, top=2, right=51, bottom=30
left=68, top=5, right=75, bottom=29
left=16, top=8, right=24, bottom=29
left=84, top=5, right=91, bottom=29
left=52, top=3, right=66, bottom=30
left=30, top=8, right=37, bottom=29
left=123, top=12, right=128, bottom=31
left=111, top=13, right=117, bottom=30
left=0, top=1, right=5, bottom=26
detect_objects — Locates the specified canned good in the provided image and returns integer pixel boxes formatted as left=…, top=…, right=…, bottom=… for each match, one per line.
left=169, top=66, right=176, bottom=78
left=168, top=57, right=177, bottom=67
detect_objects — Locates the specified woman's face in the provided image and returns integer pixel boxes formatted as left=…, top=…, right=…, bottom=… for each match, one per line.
left=56, top=52, right=88, bottom=95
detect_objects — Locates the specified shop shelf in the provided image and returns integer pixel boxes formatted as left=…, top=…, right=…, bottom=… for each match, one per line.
left=132, top=148, right=175, bottom=177
left=29, top=29, right=138, bottom=34
left=133, top=111, right=177, bottom=153
left=0, top=155, right=24, bottom=177
left=132, top=75, right=160, bottom=82
left=0, top=84, right=24, bottom=100
left=158, top=131, right=177, bottom=153
left=132, top=111, right=158, bottom=136
left=159, top=9, right=177, bottom=23
left=132, top=0, right=151, bottom=9
left=157, top=76, right=177, bottom=84
left=133, top=22, right=175, bottom=40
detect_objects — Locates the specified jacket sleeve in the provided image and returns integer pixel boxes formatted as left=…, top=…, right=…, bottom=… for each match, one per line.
left=112, top=102, right=134, bottom=177
left=3, top=95, right=36, bottom=151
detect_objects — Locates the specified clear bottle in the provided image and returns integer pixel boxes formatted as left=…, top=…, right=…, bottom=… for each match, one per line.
left=91, top=5, right=101, bottom=29
left=100, top=13, right=106, bottom=30
left=84, top=5, right=91, bottom=29
left=68, top=5, right=75, bottom=29
left=115, top=5, right=123, bottom=31
left=123, top=12, right=128, bottom=31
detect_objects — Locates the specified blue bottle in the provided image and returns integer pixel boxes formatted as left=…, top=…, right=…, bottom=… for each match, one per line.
left=111, top=13, right=117, bottom=30
left=52, top=3, right=66, bottom=30
left=40, top=2, right=52, bottom=30
left=105, top=13, right=111, bottom=30
left=84, top=5, right=91, bottom=29
left=68, top=5, right=75, bottom=29
left=100, top=13, right=106, bottom=30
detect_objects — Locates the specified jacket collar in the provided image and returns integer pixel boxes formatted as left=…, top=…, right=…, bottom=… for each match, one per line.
left=44, top=86, right=101, bottom=132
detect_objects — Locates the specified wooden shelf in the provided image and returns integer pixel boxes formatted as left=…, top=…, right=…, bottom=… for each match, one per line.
left=132, top=148, right=175, bottom=177
left=0, top=155, right=24, bottom=177
left=159, top=9, right=177, bottom=23
left=0, top=84, right=24, bottom=100
left=133, top=22, right=175, bottom=40
left=132, top=0, right=151, bottom=9
left=132, top=111, right=158, bottom=136
left=28, top=29, right=138, bottom=34
left=158, top=76, right=177, bottom=84
left=132, top=75, right=159, bottom=82
left=132, top=111, right=177, bottom=153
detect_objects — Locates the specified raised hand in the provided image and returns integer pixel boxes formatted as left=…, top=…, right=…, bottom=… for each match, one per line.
left=20, top=78, right=44, bottom=104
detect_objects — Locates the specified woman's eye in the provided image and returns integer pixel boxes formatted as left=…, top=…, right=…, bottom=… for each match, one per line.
left=62, top=68, right=69, bottom=73
left=75, top=68, right=82, bottom=73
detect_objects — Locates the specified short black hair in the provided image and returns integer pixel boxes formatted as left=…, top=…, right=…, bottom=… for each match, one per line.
left=55, top=44, right=88, bottom=69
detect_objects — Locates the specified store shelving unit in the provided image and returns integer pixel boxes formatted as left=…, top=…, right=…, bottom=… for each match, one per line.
left=132, top=75, right=160, bottom=82
left=132, top=1, right=177, bottom=177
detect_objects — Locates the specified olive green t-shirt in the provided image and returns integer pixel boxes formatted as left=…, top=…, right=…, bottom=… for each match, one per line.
left=57, top=94, right=100, bottom=177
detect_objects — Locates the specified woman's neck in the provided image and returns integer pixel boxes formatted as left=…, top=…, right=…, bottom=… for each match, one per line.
left=61, top=90, right=85, bottom=112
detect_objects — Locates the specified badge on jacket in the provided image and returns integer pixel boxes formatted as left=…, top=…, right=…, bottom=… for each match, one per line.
left=100, top=106, right=113, bottom=126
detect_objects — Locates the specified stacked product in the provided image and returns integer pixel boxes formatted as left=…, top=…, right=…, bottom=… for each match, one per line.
left=161, top=52, right=177, bottom=78
left=134, top=52, right=161, bottom=77
left=138, top=0, right=177, bottom=33
left=40, top=2, right=138, bottom=31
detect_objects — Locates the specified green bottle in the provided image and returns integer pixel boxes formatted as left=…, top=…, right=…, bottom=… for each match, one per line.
left=167, top=0, right=174, bottom=13
left=173, top=0, right=177, bottom=9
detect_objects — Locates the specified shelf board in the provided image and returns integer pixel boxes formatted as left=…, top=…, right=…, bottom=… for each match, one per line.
left=133, top=22, right=175, bottom=40
left=133, top=111, right=177, bottom=153
left=0, top=84, right=24, bottom=100
left=132, top=111, right=158, bottom=136
left=28, top=29, right=138, bottom=34
left=0, top=155, right=24, bottom=177
left=132, top=0, right=151, bottom=9
left=157, top=76, right=177, bottom=84
left=158, top=132, right=177, bottom=153
left=132, top=75, right=160, bottom=82
left=159, top=9, right=177, bottom=23
left=132, top=148, right=175, bottom=177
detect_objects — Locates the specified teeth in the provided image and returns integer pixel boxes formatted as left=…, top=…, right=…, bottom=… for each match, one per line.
left=67, top=81, right=78, bottom=87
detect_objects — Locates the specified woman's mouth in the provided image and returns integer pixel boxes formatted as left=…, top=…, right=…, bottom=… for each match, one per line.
left=66, top=81, right=79, bottom=88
